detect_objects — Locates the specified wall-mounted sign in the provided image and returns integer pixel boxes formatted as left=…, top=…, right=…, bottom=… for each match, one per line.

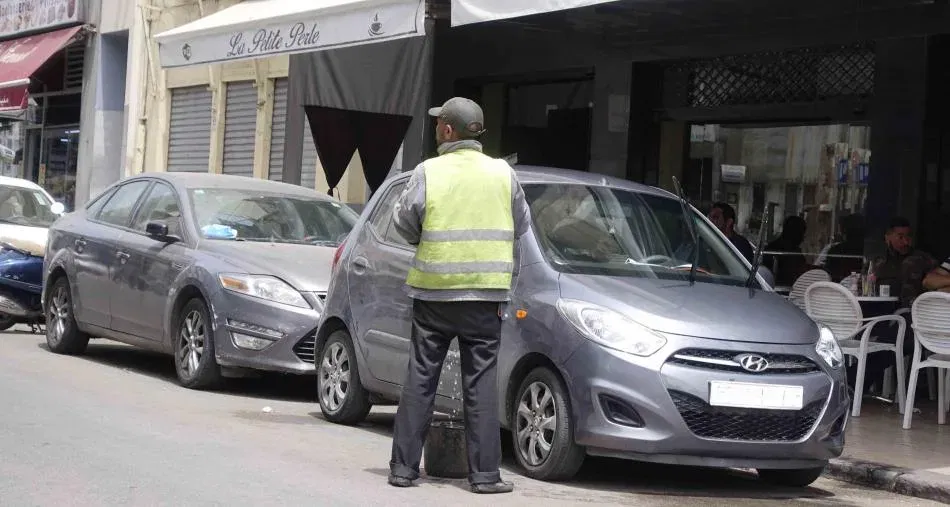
left=721, top=164, right=746, bottom=183
left=690, top=124, right=717, bottom=143
left=0, top=0, right=84, bottom=39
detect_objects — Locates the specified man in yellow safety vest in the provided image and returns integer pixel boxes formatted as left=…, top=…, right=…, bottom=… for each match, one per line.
left=387, top=97, right=531, bottom=494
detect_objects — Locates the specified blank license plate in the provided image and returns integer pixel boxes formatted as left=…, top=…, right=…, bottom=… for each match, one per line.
left=708, top=381, right=804, bottom=411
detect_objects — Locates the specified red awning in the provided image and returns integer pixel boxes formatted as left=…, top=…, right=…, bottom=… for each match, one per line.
left=0, top=25, right=84, bottom=112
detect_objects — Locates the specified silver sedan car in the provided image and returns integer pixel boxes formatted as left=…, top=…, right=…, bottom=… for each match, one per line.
left=43, top=173, right=358, bottom=388
left=315, top=166, right=849, bottom=486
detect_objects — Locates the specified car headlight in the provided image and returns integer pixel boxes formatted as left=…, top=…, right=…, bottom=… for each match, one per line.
left=218, top=274, right=310, bottom=309
left=816, top=325, right=843, bottom=369
left=556, top=299, right=667, bottom=357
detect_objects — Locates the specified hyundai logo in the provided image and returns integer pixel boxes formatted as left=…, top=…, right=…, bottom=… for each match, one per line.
left=737, top=354, right=769, bottom=373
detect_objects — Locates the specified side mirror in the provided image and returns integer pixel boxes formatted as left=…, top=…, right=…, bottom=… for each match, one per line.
left=757, top=265, right=775, bottom=289
left=145, top=221, right=174, bottom=242
left=50, top=202, right=65, bottom=215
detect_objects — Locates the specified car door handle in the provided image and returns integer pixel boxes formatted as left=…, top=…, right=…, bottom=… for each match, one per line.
left=74, top=238, right=86, bottom=252
left=116, top=251, right=130, bottom=264
left=351, top=257, right=369, bottom=274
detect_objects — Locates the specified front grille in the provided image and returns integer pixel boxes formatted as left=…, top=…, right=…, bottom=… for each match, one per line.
left=667, top=348, right=821, bottom=375
left=293, top=335, right=317, bottom=364
left=669, top=390, right=823, bottom=442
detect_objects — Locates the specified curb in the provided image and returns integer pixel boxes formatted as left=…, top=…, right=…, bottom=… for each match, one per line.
left=826, top=458, right=950, bottom=504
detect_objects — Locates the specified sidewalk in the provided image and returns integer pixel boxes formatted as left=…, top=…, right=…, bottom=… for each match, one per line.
left=826, top=398, right=950, bottom=504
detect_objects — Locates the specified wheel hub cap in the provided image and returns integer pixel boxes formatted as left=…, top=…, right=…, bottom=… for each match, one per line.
left=517, top=381, right=557, bottom=467
left=320, top=342, right=350, bottom=413
left=178, top=310, right=205, bottom=377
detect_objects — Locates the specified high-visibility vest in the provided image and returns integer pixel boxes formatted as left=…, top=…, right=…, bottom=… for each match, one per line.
left=405, top=149, right=515, bottom=290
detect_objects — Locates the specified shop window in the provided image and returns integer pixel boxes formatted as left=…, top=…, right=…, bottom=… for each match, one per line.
left=687, top=123, right=871, bottom=265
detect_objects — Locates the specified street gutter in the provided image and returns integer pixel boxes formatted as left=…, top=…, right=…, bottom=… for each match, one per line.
left=826, top=458, right=950, bottom=504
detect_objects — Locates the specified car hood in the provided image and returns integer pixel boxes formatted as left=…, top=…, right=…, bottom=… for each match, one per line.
left=200, top=240, right=337, bottom=292
left=558, top=273, right=818, bottom=345
left=0, top=224, right=48, bottom=257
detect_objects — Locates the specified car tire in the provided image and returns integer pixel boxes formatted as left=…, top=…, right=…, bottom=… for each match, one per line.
left=0, top=315, right=14, bottom=331
left=174, top=298, right=221, bottom=390
left=317, top=329, right=371, bottom=425
left=757, top=466, right=826, bottom=487
left=45, top=277, right=89, bottom=355
left=511, top=366, right=585, bottom=481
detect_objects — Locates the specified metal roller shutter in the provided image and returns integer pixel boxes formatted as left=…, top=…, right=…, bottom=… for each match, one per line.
left=268, top=78, right=289, bottom=182
left=301, top=116, right=318, bottom=190
left=222, top=81, right=257, bottom=178
left=167, top=86, right=212, bottom=173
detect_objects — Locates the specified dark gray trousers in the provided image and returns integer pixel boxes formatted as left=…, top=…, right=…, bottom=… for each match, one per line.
left=389, top=299, right=503, bottom=485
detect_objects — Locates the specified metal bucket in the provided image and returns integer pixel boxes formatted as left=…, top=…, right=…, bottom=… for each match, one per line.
left=424, top=420, right=468, bottom=479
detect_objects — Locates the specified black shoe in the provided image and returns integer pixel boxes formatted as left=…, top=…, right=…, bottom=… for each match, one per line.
left=471, top=481, right=514, bottom=494
left=388, top=475, right=413, bottom=488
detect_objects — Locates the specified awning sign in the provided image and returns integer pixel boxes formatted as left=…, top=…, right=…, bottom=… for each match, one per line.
left=0, top=0, right=85, bottom=39
left=0, top=25, right=83, bottom=111
left=451, top=0, right=619, bottom=26
left=155, top=0, right=426, bottom=68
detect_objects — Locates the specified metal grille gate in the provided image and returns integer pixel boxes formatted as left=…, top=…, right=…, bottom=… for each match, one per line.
left=664, top=43, right=876, bottom=108
left=268, top=78, right=289, bottom=182
left=222, top=81, right=257, bottom=178
left=167, top=86, right=212, bottom=173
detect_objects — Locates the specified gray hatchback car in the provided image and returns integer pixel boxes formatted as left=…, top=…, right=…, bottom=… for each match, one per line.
left=315, top=166, right=848, bottom=486
left=43, top=173, right=358, bottom=388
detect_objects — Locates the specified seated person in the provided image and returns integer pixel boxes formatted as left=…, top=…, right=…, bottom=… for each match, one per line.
left=872, top=217, right=936, bottom=308
left=708, top=202, right=754, bottom=263
left=849, top=217, right=936, bottom=396
left=923, top=256, right=950, bottom=293
left=762, top=215, right=808, bottom=287
left=824, top=214, right=866, bottom=282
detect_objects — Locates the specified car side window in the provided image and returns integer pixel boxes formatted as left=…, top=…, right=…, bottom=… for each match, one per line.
left=383, top=211, right=411, bottom=246
left=96, top=181, right=151, bottom=228
left=368, top=182, right=405, bottom=241
left=130, top=182, right=182, bottom=236
left=85, top=187, right=116, bottom=215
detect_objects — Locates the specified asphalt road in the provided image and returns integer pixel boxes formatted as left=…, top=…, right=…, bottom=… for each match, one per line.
left=0, top=328, right=941, bottom=507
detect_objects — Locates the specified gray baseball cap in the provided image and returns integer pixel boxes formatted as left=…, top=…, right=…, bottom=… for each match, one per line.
left=428, top=97, right=486, bottom=138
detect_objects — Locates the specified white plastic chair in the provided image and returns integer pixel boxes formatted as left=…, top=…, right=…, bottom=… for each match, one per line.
left=788, top=269, right=831, bottom=310
left=902, top=292, right=950, bottom=430
left=805, top=282, right=907, bottom=417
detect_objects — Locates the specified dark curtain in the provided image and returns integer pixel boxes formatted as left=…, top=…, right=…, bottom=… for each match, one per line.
left=355, top=111, right=414, bottom=191
left=304, top=106, right=358, bottom=193
left=305, top=106, right=413, bottom=194
left=286, top=25, right=434, bottom=183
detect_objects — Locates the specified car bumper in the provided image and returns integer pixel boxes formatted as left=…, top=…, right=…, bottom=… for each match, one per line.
left=210, top=290, right=323, bottom=375
left=561, top=334, right=849, bottom=470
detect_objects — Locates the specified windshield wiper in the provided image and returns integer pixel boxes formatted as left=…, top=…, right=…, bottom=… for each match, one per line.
left=671, top=177, right=699, bottom=286
left=745, top=204, right=773, bottom=288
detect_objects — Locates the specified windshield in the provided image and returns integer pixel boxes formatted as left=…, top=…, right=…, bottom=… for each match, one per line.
left=523, top=183, right=756, bottom=287
left=188, top=188, right=359, bottom=246
left=0, top=185, right=58, bottom=228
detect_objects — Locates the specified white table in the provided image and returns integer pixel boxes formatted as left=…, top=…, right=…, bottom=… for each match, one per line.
left=856, top=296, right=899, bottom=303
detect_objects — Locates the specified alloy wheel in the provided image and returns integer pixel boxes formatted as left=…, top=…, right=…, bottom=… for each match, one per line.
left=47, top=285, right=70, bottom=346
left=319, top=342, right=351, bottom=413
left=178, top=310, right=205, bottom=377
left=516, top=381, right=557, bottom=466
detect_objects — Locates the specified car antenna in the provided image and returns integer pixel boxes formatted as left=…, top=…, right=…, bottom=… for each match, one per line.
left=745, top=203, right=773, bottom=289
left=671, top=176, right=698, bottom=286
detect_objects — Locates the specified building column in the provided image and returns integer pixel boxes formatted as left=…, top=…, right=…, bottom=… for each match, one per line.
left=867, top=37, right=927, bottom=250
left=76, top=27, right=129, bottom=207
left=589, top=61, right=630, bottom=179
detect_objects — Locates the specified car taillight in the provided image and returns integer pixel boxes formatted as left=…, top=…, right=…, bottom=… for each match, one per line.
left=332, top=240, right=346, bottom=271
